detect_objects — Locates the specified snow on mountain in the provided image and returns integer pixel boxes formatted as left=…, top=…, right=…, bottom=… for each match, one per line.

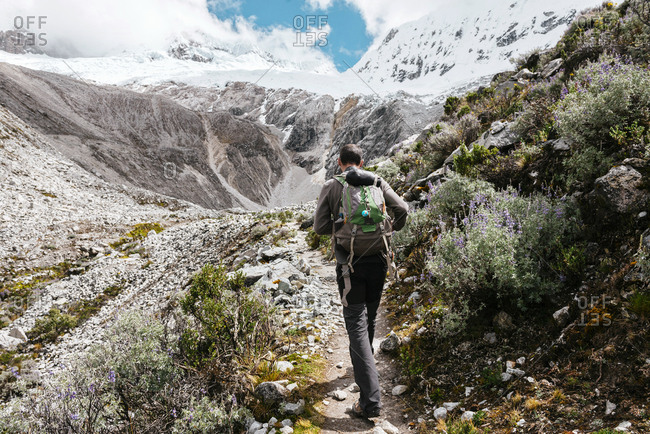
left=353, top=0, right=600, bottom=96
left=0, top=0, right=600, bottom=99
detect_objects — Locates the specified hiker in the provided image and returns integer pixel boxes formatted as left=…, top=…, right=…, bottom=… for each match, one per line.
left=313, top=143, right=408, bottom=418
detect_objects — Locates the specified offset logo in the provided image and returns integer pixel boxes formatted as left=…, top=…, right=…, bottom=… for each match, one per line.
left=13, top=15, right=48, bottom=47
left=293, top=15, right=328, bottom=47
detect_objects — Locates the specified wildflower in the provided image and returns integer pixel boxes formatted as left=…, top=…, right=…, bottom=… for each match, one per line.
left=108, top=369, right=116, bottom=383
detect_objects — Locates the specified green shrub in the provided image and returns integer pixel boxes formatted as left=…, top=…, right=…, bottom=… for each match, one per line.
left=179, top=265, right=277, bottom=373
left=444, top=95, right=461, bottom=115
left=424, top=177, right=579, bottom=332
left=457, top=105, right=471, bottom=118
left=305, top=229, right=331, bottom=252
left=453, top=144, right=498, bottom=177
left=2, top=311, right=251, bottom=433
left=554, top=54, right=650, bottom=152
left=110, top=222, right=164, bottom=249
left=27, top=308, right=77, bottom=344
left=563, top=147, right=613, bottom=188
left=447, top=419, right=479, bottom=434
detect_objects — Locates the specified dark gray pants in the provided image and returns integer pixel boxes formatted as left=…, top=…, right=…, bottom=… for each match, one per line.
left=343, top=301, right=381, bottom=414
left=336, top=260, right=386, bottom=415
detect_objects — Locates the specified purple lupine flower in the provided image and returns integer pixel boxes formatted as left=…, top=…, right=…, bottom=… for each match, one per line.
left=108, top=369, right=116, bottom=383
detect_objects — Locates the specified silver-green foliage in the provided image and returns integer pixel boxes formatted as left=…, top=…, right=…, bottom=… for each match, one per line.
left=0, top=311, right=249, bottom=433
left=423, top=176, right=579, bottom=333
left=554, top=53, right=650, bottom=149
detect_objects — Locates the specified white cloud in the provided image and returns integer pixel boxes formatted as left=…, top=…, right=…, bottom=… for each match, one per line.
left=306, top=0, right=335, bottom=9
left=346, top=0, right=442, bottom=38
left=307, top=0, right=442, bottom=44
left=0, top=0, right=335, bottom=72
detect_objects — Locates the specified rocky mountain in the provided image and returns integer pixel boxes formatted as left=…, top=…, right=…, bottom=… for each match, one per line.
left=0, top=62, right=296, bottom=210
left=0, top=62, right=440, bottom=210
left=353, top=0, right=599, bottom=95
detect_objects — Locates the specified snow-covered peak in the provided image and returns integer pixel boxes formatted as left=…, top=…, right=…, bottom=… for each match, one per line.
left=353, top=0, right=600, bottom=95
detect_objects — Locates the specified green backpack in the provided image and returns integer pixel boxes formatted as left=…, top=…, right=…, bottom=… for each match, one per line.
left=332, top=171, right=392, bottom=263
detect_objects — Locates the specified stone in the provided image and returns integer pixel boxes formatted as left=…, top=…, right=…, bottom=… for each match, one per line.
left=460, top=411, right=475, bottom=422
left=248, top=421, right=263, bottom=434
left=268, top=417, right=278, bottom=426
left=516, top=357, right=525, bottom=365
left=392, top=385, right=408, bottom=396
left=541, top=58, right=563, bottom=79
left=506, top=367, right=525, bottom=377
left=286, top=383, right=298, bottom=392
left=443, top=402, right=460, bottom=411
left=465, top=386, right=474, bottom=396
left=282, top=399, right=305, bottom=416
left=605, top=400, right=616, bottom=415
left=372, top=428, right=387, bottom=434
left=407, top=291, right=421, bottom=302
left=349, top=383, right=360, bottom=393
left=254, top=382, right=289, bottom=403
left=261, top=247, right=291, bottom=261
left=433, top=407, right=448, bottom=421
left=475, top=121, right=519, bottom=151
left=512, top=68, right=536, bottom=81
left=276, top=278, right=293, bottom=294
left=501, top=372, right=513, bottom=382
left=615, top=421, right=632, bottom=431
left=516, top=419, right=526, bottom=427
left=594, top=165, right=647, bottom=214
left=379, top=420, right=399, bottom=434
left=336, top=362, right=344, bottom=369
left=281, top=419, right=293, bottom=427
left=380, top=331, right=401, bottom=353
left=274, top=361, right=294, bottom=373
left=8, top=327, right=27, bottom=341
left=506, top=360, right=516, bottom=369
left=297, top=258, right=311, bottom=275
left=493, top=311, right=515, bottom=332
left=332, top=390, right=347, bottom=401
left=239, top=265, right=272, bottom=286
left=279, top=427, right=293, bottom=434
left=483, top=332, right=497, bottom=344
left=553, top=306, right=570, bottom=327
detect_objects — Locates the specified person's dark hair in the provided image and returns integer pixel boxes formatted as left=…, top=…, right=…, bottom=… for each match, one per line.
left=339, top=144, right=363, bottom=166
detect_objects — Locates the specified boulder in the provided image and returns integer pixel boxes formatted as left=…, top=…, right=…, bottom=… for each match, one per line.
left=594, top=165, right=647, bottom=214
left=8, top=327, right=27, bottom=341
left=460, top=410, right=475, bottom=422
left=475, top=121, right=519, bottom=152
left=541, top=58, right=563, bottom=79
left=254, top=381, right=289, bottom=404
left=282, top=399, right=305, bottom=415
left=512, top=68, right=537, bottom=81
left=433, top=407, right=448, bottom=421
left=274, top=361, right=294, bottom=373
left=553, top=306, right=570, bottom=327
left=239, top=265, right=272, bottom=286
left=380, top=331, right=401, bottom=353
left=261, top=247, right=292, bottom=261
left=379, top=420, right=399, bottom=434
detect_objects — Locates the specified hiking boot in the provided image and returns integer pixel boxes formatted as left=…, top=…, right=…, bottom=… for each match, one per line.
left=351, top=400, right=381, bottom=418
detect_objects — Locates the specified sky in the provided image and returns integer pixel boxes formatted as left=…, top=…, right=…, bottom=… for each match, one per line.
left=0, top=0, right=442, bottom=72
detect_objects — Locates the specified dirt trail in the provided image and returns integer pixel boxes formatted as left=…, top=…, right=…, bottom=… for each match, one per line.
left=298, top=241, right=413, bottom=433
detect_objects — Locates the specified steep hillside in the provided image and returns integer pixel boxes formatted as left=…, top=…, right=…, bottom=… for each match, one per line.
left=0, top=63, right=296, bottom=210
